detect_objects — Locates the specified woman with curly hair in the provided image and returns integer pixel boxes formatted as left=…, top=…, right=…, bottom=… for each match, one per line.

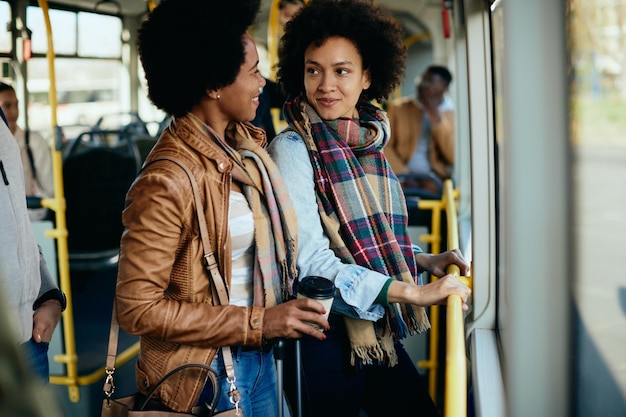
left=267, top=0, right=471, bottom=415
left=115, top=0, right=329, bottom=415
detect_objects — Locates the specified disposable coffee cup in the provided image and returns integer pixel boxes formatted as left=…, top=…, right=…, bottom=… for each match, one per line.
left=296, top=276, right=335, bottom=331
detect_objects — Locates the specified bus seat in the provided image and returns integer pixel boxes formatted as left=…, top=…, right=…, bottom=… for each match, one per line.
left=397, top=171, right=444, bottom=200
left=93, top=112, right=151, bottom=138
left=154, top=115, right=173, bottom=139
left=62, top=139, right=139, bottom=271
left=400, top=172, right=448, bottom=252
left=64, top=129, right=142, bottom=172
left=133, top=136, right=158, bottom=164
left=59, top=124, right=92, bottom=142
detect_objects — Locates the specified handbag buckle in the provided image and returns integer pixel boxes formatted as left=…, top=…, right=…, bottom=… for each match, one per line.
left=104, top=367, right=116, bottom=397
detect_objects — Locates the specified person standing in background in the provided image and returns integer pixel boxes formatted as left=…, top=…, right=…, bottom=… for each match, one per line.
left=0, top=82, right=54, bottom=220
left=0, top=107, right=65, bottom=383
left=384, top=65, right=455, bottom=194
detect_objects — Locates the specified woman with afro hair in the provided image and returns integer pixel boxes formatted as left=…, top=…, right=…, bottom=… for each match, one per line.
left=115, top=0, right=330, bottom=415
left=267, top=0, right=471, bottom=415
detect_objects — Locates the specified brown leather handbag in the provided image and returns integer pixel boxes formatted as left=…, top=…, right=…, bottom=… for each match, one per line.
left=100, top=360, right=239, bottom=417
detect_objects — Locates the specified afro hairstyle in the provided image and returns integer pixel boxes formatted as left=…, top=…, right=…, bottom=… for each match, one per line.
left=138, top=0, right=261, bottom=117
left=277, top=0, right=406, bottom=103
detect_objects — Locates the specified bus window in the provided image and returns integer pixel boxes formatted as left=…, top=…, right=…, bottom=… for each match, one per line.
left=27, top=7, right=122, bottom=58
left=77, top=12, right=122, bottom=57
left=26, top=58, right=124, bottom=134
left=0, top=2, right=10, bottom=53
left=22, top=6, right=125, bottom=135
left=28, top=8, right=77, bottom=55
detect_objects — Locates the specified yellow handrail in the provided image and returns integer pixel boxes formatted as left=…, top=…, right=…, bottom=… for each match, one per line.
left=36, top=1, right=145, bottom=401
left=50, top=342, right=139, bottom=386
left=146, top=0, right=157, bottom=12
left=266, top=0, right=311, bottom=79
left=415, top=179, right=469, bottom=416
left=417, top=199, right=443, bottom=254
left=267, top=0, right=281, bottom=81
left=441, top=179, right=466, bottom=417
left=37, top=0, right=82, bottom=402
left=416, top=198, right=445, bottom=400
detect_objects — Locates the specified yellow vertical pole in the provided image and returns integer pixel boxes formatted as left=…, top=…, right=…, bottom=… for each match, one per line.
left=416, top=182, right=465, bottom=406
left=37, top=0, right=80, bottom=402
left=267, top=0, right=281, bottom=81
left=441, top=179, right=466, bottom=417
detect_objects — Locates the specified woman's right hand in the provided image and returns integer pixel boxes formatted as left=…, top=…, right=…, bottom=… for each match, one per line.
left=414, top=274, right=472, bottom=310
left=263, top=298, right=330, bottom=340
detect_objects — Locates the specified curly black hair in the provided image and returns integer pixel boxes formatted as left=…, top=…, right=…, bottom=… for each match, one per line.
left=138, top=0, right=261, bottom=117
left=277, top=0, right=406, bottom=103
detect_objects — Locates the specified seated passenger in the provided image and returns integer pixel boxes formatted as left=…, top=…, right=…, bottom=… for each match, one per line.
left=384, top=65, right=455, bottom=195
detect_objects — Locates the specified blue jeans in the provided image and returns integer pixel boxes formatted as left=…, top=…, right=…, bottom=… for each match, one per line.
left=282, top=315, right=440, bottom=417
left=199, top=347, right=279, bottom=416
left=21, top=338, right=50, bottom=382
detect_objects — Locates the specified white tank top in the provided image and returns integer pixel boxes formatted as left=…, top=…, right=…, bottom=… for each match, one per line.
left=228, top=190, right=255, bottom=307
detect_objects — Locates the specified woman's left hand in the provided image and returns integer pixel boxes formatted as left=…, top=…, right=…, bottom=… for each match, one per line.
left=415, top=248, right=470, bottom=278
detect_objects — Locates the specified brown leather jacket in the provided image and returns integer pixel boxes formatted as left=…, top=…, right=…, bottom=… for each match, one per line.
left=116, top=114, right=266, bottom=412
left=384, top=97, right=455, bottom=180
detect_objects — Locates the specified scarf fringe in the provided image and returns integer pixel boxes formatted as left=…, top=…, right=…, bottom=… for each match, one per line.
left=398, top=303, right=431, bottom=337
left=379, top=333, right=398, bottom=367
left=412, top=305, right=431, bottom=334
left=347, top=326, right=401, bottom=367
left=349, top=343, right=385, bottom=367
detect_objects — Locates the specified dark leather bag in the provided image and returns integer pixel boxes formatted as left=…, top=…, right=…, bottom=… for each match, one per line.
left=101, top=363, right=239, bottom=417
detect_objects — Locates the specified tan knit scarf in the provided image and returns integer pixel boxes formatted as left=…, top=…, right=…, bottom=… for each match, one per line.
left=191, top=115, right=299, bottom=307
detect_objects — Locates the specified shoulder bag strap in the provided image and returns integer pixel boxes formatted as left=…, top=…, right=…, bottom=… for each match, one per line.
left=103, top=156, right=242, bottom=413
left=151, top=156, right=241, bottom=410
left=103, top=302, right=120, bottom=398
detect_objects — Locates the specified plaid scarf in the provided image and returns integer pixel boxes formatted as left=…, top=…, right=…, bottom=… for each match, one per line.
left=195, top=116, right=298, bottom=307
left=283, top=96, right=429, bottom=366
